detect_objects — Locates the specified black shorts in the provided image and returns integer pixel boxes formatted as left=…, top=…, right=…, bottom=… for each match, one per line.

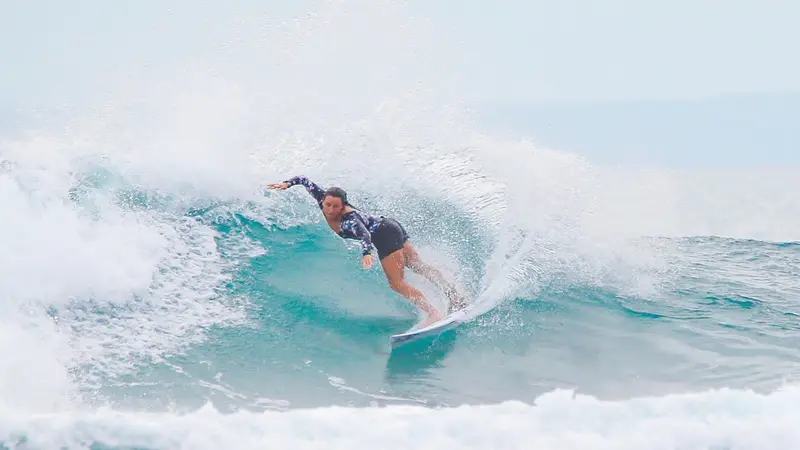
left=372, top=217, right=409, bottom=260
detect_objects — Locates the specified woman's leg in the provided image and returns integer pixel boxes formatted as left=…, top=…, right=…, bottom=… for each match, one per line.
left=402, top=241, right=467, bottom=312
left=380, top=249, right=444, bottom=326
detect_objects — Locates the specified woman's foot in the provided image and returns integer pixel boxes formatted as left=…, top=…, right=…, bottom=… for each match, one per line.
left=445, top=287, right=468, bottom=314
left=418, top=310, right=445, bottom=329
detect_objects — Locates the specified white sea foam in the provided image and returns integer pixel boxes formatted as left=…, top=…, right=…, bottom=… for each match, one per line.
left=1, top=386, right=797, bottom=450
left=0, top=128, right=251, bottom=411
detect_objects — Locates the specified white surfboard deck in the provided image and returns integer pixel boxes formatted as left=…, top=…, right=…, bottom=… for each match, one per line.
left=389, top=294, right=497, bottom=349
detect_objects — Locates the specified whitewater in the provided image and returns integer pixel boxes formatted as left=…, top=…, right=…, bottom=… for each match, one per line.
left=3, top=1, right=800, bottom=449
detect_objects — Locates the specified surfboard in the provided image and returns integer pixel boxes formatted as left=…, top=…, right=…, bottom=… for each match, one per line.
left=389, top=295, right=494, bottom=348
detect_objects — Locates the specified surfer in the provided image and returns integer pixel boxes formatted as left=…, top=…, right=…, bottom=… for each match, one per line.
left=267, top=175, right=467, bottom=327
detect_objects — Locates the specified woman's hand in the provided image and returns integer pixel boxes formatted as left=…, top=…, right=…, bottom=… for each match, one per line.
left=267, top=182, right=289, bottom=190
left=362, top=254, right=374, bottom=269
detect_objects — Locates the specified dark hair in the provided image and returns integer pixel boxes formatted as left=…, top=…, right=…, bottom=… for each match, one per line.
left=323, top=186, right=349, bottom=206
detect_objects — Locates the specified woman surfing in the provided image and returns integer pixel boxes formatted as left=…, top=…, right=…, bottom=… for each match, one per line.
left=267, top=175, right=467, bottom=327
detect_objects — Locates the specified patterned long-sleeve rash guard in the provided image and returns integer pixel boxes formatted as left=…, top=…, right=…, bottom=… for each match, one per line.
left=284, top=175, right=381, bottom=256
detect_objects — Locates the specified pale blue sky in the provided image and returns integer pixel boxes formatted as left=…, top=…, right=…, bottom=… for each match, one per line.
left=2, top=0, right=798, bottom=166
left=412, top=0, right=800, bottom=102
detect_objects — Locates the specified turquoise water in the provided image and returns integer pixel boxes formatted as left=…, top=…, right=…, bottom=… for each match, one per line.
left=90, top=205, right=800, bottom=413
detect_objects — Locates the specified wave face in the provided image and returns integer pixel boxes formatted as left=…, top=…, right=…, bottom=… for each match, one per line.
left=2, top=1, right=800, bottom=448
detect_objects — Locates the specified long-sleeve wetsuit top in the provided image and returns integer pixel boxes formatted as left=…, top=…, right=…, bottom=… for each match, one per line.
left=284, top=175, right=382, bottom=256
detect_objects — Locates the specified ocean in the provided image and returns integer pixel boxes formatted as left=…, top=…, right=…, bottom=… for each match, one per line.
left=3, top=3, right=800, bottom=449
